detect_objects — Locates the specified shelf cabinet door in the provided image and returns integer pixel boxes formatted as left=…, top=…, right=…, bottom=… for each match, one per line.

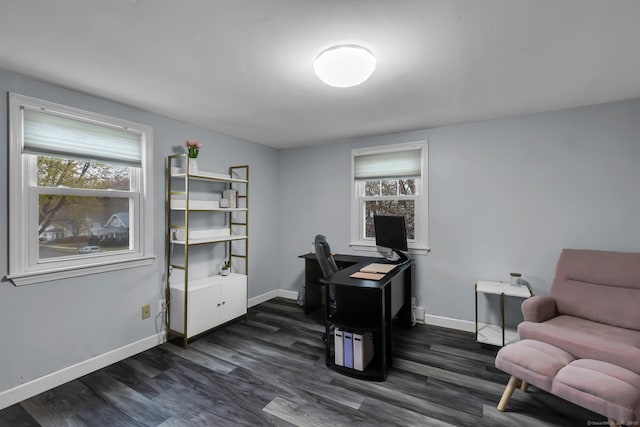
left=220, top=275, right=248, bottom=324
left=170, top=282, right=222, bottom=337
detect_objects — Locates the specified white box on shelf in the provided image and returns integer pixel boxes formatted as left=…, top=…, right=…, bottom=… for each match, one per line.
left=334, top=328, right=344, bottom=366
left=170, top=196, right=220, bottom=210
left=353, top=331, right=374, bottom=371
left=173, top=227, right=231, bottom=241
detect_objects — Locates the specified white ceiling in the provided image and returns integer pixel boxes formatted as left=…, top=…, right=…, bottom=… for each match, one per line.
left=1, top=1, right=640, bottom=149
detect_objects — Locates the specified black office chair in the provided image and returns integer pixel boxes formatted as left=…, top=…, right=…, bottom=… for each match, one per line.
left=314, top=234, right=339, bottom=277
left=314, top=234, right=338, bottom=309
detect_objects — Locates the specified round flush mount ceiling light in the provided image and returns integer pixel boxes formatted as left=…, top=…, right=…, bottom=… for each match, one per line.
left=313, top=45, right=376, bottom=88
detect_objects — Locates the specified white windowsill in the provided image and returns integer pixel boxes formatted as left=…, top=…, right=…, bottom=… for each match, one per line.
left=6, top=256, right=156, bottom=286
left=349, top=242, right=430, bottom=256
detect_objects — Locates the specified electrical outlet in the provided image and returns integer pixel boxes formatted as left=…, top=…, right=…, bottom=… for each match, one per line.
left=159, top=299, right=166, bottom=312
left=142, top=304, right=151, bottom=319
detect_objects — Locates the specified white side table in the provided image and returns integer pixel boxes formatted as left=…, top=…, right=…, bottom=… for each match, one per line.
left=475, top=281, right=532, bottom=347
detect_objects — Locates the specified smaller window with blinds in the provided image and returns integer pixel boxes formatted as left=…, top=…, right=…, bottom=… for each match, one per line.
left=7, top=93, right=154, bottom=285
left=350, top=141, right=428, bottom=253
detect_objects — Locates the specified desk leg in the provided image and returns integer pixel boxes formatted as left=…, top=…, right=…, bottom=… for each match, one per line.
left=324, top=281, right=331, bottom=365
left=304, top=259, right=323, bottom=315
left=381, top=288, right=390, bottom=377
left=399, top=264, right=413, bottom=328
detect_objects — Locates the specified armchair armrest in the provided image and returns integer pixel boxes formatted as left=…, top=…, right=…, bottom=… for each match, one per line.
left=521, top=295, right=557, bottom=323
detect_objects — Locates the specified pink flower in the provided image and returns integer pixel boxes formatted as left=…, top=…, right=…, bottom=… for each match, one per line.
left=186, top=139, right=202, bottom=149
left=186, top=139, right=202, bottom=158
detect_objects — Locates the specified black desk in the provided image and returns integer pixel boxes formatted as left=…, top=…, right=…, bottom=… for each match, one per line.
left=298, top=253, right=379, bottom=315
left=320, top=258, right=414, bottom=381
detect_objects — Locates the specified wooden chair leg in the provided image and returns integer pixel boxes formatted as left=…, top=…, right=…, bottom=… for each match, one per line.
left=497, top=375, right=519, bottom=412
left=608, top=419, right=621, bottom=427
left=520, top=380, right=529, bottom=392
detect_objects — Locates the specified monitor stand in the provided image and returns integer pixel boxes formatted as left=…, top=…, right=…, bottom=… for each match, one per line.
left=385, top=249, right=410, bottom=264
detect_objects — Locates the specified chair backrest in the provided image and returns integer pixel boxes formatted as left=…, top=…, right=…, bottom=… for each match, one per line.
left=314, top=234, right=339, bottom=277
left=551, top=248, right=640, bottom=330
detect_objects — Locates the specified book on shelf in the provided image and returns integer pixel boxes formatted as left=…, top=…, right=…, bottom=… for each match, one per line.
left=222, top=189, right=237, bottom=208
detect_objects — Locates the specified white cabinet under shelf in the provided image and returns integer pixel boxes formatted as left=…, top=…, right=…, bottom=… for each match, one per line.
left=170, top=274, right=248, bottom=337
left=166, top=154, right=249, bottom=348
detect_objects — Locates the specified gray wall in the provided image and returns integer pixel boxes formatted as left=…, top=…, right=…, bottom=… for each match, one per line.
left=0, top=69, right=280, bottom=393
left=279, top=98, right=640, bottom=324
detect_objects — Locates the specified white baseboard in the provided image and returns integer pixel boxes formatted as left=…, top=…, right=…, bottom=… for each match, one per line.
left=248, top=290, right=279, bottom=307
left=424, top=314, right=475, bottom=333
left=277, top=289, right=298, bottom=300
left=0, top=332, right=165, bottom=411
left=248, top=289, right=297, bottom=308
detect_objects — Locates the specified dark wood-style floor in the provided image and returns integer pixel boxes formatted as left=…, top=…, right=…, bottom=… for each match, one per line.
left=1, top=298, right=604, bottom=426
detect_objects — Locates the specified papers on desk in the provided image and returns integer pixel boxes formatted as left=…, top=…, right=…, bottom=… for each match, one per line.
left=360, top=263, right=397, bottom=274
left=349, top=271, right=385, bottom=280
left=349, top=262, right=397, bottom=280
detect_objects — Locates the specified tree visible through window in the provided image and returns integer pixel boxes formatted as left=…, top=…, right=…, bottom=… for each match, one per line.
left=364, top=179, right=416, bottom=239
left=37, top=156, right=131, bottom=258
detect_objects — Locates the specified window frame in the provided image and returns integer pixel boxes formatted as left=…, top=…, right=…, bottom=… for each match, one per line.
left=7, top=93, right=155, bottom=286
left=350, top=140, right=429, bottom=255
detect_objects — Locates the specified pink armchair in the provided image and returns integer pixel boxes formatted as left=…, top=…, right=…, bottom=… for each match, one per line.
left=518, top=248, right=640, bottom=375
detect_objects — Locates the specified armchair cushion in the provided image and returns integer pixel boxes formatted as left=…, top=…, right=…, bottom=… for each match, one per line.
left=551, top=249, right=640, bottom=331
left=521, top=295, right=557, bottom=323
left=518, top=315, right=640, bottom=375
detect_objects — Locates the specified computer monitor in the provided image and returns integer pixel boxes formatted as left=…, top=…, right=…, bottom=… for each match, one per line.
left=373, top=215, right=409, bottom=263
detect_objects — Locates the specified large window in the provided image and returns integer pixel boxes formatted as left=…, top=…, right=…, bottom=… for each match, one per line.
left=350, top=141, right=428, bottom=254
left=8, top=93, right=154, bottom=285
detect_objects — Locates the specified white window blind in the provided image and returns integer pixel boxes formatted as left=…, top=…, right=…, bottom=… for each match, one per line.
left=22, top=108, right=142, bottom=167
left=353, top=149, right=422, bottom=180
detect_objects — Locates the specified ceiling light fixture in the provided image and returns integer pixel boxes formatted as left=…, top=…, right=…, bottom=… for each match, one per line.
left=313, top=45, right=376, bottom=88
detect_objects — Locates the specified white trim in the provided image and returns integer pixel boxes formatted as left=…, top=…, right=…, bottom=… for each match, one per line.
left=7, top=256, right=156, bottom=286
left=0, top=332, right=165, bottom=411
left=349, top=242, right=430, bottom=256
left=277, top=289, right=298, bottom=300
left=424, top=314, right=476, bottom=333
left=248, top=290, right=279, bottom=307
left=247, top=289, right=299, bottom=308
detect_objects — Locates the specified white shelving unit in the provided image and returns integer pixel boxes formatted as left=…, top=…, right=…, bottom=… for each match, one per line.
left=166, top=154, right=249, bottom=348
left=475, top=281, right=532, bottom=347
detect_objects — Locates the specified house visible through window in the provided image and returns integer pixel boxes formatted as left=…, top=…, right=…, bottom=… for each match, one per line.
left=350, top=141, right=428, bottom=254
left=8, top=93, right=154, bottom=285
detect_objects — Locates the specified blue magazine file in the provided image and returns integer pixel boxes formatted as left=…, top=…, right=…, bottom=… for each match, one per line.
left=343, top=331, right=354, bottom=368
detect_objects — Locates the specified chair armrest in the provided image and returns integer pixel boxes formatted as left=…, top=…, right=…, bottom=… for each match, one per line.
left=521, top=295, right=557, bottom=323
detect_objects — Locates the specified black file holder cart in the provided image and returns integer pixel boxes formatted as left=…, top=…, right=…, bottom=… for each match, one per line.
left=321, top=260, right=414, bottom=381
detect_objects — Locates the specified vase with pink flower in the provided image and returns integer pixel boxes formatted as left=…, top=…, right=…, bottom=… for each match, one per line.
left=186, top=139, right=202, bottom=174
